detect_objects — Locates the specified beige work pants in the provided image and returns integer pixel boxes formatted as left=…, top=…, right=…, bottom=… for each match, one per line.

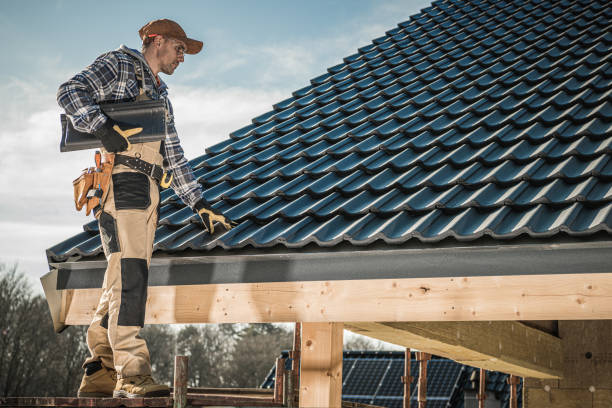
left=83, top=164, right=160, bottom=378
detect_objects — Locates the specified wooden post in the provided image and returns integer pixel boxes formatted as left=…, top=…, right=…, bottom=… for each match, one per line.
left=173, top=355, right=188, bottom=408
left=299, top=322, right=343, bottom=408
left=401, top=348, right=413, bottom=408
left=291, top=321, right=302, bottom=405
left=416, top=352, right=430, bottom=408
left=478, top=368, right=486, bottom=408
left=508, top=375, right=520, bottom=408
left=274, top=357, right=286, bottom=404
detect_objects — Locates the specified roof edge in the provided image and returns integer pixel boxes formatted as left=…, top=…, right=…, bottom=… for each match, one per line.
left=53, top=240, right=612, bottom=290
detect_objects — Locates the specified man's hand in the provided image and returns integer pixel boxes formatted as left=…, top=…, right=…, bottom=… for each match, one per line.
left=194, top=198, right=237, bottom=235
left=93, top=117, right=142, bottom=152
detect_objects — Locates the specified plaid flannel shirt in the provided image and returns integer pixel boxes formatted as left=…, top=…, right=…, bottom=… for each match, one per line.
left=57, top=45, right=203, bottom=209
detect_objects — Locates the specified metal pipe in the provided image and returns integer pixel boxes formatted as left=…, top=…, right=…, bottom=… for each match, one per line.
left=173, top=355, right=189, bottom=408
left=401, top=348, right=412, bottom=408
left=478, top=368, right=486, bottom=408
left=416, top=352, right=430, bottom=408
left=508, top=375, right=520, bottom=408
left=290, top=322, right=301, bottom=406
left=274, top=358, right=286, bottom=404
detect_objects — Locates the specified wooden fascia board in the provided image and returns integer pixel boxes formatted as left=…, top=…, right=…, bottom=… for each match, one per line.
left=345, top=321, right=562, bottom=379
left=59, top=272, right=612, bottom=328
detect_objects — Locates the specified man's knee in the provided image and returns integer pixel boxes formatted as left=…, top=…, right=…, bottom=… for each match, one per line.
left=118, top=258, right=148, bottom=327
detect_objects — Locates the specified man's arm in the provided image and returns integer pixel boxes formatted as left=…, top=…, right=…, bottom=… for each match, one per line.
left=162, top=98, right=204, bottom=209
left=56, top=52, right=121, bottom=133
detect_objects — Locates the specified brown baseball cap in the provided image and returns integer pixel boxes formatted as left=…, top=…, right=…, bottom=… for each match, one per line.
left=139, top=19, right=203, bottom=54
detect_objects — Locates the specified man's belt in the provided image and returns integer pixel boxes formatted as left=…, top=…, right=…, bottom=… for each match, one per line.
left=115, top=155, right=173, bottom=188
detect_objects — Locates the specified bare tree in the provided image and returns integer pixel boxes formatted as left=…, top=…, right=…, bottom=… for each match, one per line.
left=224, top=324, right=293, bottom=388
left=176, top=324, right=237, bottom=387
left=0, top=264, right=87, bottom=397
left=140, top=324, right=177, bottom=385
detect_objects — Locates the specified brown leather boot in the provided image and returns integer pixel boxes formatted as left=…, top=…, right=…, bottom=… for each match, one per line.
left=77, top=365, right=117, bottom=397
left=113, top=375, right=170, bottom=398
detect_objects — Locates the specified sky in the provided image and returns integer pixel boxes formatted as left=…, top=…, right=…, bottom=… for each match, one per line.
left=0, top=0, right=432, bottom=291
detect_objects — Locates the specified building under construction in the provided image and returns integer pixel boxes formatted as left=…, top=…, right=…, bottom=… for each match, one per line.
left=15, top=0, right=612, bottom=406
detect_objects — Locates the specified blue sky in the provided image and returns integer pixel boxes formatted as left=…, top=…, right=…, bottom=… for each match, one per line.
left=0, top=0, right=431, bottom=289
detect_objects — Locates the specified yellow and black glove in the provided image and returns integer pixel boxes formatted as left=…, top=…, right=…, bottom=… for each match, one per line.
left=194, top=198, right=237, bottom=235
left=93, top=117, right=142, bottom=152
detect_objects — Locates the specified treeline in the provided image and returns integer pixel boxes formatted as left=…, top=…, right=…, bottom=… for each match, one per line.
left=1, top=264, right=383, bottom=397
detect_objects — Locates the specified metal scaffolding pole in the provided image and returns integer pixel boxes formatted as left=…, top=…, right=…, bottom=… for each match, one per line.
left=401, top=348, right=414, bottom=408
left=416, top=352, right=431, bottom=408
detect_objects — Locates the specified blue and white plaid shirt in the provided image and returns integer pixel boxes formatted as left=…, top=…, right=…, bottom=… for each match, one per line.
left=57, top=45, right=203, bottom=209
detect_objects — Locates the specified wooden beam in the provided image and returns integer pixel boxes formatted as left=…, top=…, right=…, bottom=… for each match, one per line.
left=40, top=269, right=66, bottom=333
left=345, top=321, right=562, bottom=379
left=299, top=323, right=343, bottom=408
left=59, top=273, right=612, bottom=327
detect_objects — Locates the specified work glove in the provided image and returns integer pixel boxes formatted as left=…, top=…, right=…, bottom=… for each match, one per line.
left=194, top=198, right=237, bottom=235
left=93, top=117, right=143, bottom=153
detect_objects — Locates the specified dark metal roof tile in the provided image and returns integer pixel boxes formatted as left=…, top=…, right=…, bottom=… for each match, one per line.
left=48, top=0, right=612, bottom=262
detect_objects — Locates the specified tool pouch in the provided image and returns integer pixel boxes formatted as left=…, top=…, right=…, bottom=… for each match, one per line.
left=73, top=170, right=94, bottom=211
left=72, top=152, right=115, bottom=216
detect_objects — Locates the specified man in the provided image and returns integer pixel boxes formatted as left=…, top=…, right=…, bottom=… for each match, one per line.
left=57, top=19, right=234, bottom=398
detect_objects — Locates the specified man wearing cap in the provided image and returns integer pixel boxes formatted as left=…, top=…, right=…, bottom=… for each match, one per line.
left=57, top=19, right=234, bottom=398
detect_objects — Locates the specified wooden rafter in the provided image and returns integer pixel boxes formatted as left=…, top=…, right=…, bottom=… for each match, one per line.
left=345, top=321, right=562, bottom=379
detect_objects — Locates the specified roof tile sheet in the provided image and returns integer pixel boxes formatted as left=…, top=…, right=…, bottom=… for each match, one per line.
left=49, top=0, right=612, bottom=262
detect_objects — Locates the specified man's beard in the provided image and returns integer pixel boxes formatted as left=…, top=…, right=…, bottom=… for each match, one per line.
left=161, top=63, right=178, bottom=75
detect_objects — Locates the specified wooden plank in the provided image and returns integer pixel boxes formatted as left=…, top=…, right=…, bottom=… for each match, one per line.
left=40, top=269, right=66, bottom=332
left=345, top=321, right=562, bottom=379
left=299, top=323, right=343, bottom=408
left=62, top=273, right=612, bottom=326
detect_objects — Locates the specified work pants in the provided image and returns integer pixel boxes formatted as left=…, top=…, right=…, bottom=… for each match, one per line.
left=83, top=166, right=159, bottom=378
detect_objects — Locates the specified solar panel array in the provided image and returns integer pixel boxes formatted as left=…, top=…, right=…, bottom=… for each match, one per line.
left=261, top=351, right=522, bottom=408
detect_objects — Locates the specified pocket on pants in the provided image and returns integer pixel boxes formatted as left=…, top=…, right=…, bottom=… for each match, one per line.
left=112, top=172, right=150, bottom=210
left=99, top=211, right=120, bottom=254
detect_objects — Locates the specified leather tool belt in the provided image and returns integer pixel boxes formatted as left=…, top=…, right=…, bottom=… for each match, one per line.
left=115, top=154, right=173, bottom=189
left=73, top=152, right=115, bottom=216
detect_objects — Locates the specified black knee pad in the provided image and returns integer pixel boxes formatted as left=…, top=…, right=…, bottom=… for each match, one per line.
left=118, top=258, right=148, bottom=327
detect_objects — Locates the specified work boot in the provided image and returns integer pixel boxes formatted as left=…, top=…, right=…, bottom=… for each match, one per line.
left=77, top=363, right=117, bottom=397
left=113, top=375, right=170, bottom=398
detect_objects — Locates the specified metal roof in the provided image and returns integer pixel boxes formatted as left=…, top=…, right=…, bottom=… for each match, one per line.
left=261, top=350, right=522, bottom=408
left=48, top=0, right=612, bottom=264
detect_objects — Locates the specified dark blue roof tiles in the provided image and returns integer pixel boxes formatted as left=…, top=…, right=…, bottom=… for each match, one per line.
left=47, top=0, right=612, bottom=262
left=46, top=230, right=101, bottom=261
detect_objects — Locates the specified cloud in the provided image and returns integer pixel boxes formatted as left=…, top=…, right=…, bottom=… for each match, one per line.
left=1, top=0, right=433, bottom=289
left=170, top=85, right=288, bottom=158
left=0, top=78, right=290, bottom=286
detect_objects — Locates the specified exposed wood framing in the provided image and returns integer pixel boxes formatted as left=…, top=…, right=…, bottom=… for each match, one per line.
left=57, top=273, right=612, bottom=329
left=299, top=323, right=343, bottom=408
left=40, top=269, right=65, bottom=332
left=344, top=321, right=562, bottom=379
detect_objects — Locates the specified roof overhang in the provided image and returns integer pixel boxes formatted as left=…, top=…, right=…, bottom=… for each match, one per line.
left=52, top=240, right=612, bottom=290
